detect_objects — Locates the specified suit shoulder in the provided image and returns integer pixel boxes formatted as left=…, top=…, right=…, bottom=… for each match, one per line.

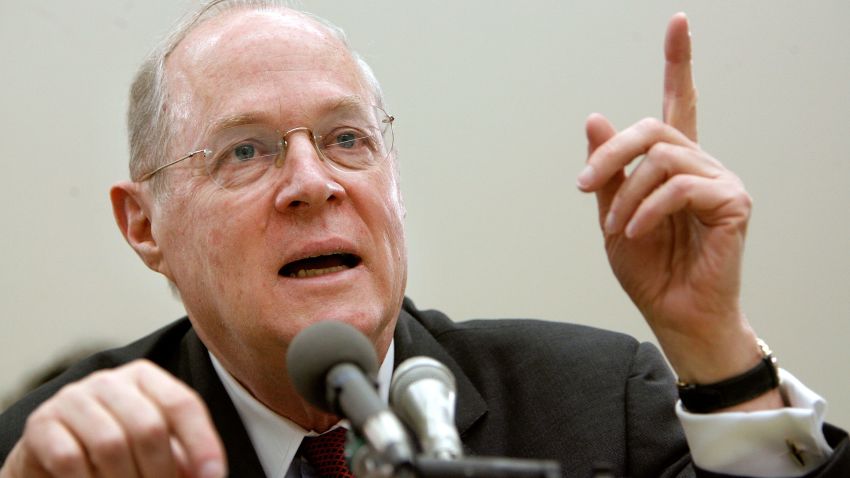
left=402, top=298, right=642, bottom=366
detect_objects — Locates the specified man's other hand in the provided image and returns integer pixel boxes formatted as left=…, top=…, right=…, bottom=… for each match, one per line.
left=0, top=360, right=226, bottom=478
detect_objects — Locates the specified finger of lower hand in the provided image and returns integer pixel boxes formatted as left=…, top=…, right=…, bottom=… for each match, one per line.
left=50, top=383, right=140, bottom=477
left=90, top=371, right=179, bottom=478
left=623, top=174, right=749, bottom=238
left=604, top=142, right=719, bottom=234
left=19, top=413, right=94, bottom=478
left=131, top=362, right=226, bottom=478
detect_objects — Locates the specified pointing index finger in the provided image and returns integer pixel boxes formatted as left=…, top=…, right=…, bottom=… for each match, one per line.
left=663, top=12, right=698, bottom=142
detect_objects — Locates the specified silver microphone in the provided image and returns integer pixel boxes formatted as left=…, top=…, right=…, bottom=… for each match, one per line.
left=390, top=357, right=463, bottom=460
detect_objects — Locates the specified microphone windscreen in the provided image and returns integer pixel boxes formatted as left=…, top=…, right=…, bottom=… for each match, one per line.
left=286, top=320, right=379, bottom=411
left=390, top=357, right=456, bottom=403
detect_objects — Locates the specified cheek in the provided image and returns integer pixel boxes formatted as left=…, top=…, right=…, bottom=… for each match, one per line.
left=165, top=190, right=260, bottom=287
left=364, top=175, right=407, bottom=272
left=384, top=174, right=407, bottom=248
left=204, top=229, right=229, bottom=291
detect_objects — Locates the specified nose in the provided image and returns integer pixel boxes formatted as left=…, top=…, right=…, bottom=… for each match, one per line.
left=272, top=129, right=345, bottom=213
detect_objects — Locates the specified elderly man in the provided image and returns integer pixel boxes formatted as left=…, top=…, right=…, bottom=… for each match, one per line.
left=1, top=1, right=847, bottom=477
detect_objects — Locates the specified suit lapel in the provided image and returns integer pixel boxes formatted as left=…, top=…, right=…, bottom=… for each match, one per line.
left=393, top=308, right=488, bottom=436
left=176, top=329, right=268, bottom=477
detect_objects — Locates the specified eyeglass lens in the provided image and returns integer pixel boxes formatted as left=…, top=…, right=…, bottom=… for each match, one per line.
left=199, top=105, right=393, bottom=190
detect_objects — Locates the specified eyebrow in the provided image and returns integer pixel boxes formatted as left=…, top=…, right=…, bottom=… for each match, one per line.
left=328, top=95, right=368, bottom=113
left=207, top=112, right=271, bottom=133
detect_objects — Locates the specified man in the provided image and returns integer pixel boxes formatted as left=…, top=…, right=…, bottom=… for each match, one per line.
left=0, top=1, right=847, bottom=477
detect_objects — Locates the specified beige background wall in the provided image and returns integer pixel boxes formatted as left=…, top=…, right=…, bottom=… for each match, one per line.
left=2, top=1, right=848, bottom=427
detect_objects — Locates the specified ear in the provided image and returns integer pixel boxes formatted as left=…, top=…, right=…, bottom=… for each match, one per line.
left=110, top=181, right=171, bottom=279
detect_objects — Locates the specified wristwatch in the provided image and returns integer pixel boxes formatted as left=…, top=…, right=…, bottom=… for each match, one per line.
left=677, top=339, right=781, bottom=413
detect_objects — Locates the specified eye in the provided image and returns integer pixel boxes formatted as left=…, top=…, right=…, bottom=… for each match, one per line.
left=334, top=131, right=360, bottom=149
left=233, top=143, right=257, bottom=161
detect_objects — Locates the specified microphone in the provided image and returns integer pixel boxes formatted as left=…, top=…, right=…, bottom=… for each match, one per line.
left=286, top=321, right=414, bottom=468
left=390, top=357, right=463, bottom=460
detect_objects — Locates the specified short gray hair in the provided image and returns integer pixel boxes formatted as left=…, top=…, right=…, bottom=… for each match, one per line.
left=127, top=0, right=386, bottom=197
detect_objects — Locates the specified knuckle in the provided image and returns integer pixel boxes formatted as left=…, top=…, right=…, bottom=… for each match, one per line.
left=20, top=424, right=48, bottom=457
left=670, top=175, right=695, bottom=195
left=43, top=447, right=86, bottom=475
left=742, top=192, right=753, bottom=208
left=129, top=359, right=173, bottom=386
left=90, top=430, right=129, bottom=463
left=134, top=418, right=169, bottom=451
left=125, top=358, right=156, bottom=375
left=645, top=143, right=674, bottom=171
left=41, top=386, right=85, bottom=416
left=27, top=435, right=87, bottom=476
left=24, top=406, right=54, bottom=430
left=162, top=391, right=202, bottom=417
left=734, top=189, right=753, bottom=210
left=637, top=117, right=663, bottom=134
left=596, top=141, right=620, bottom=160
left=88, top=369, right=122, bottom=389
left=54, top=381, right=85, bottom=402
left=647, top=141, right=672, bottom=159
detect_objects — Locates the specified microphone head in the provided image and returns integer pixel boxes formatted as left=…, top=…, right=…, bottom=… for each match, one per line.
left=390, top=357, right=456, bottom=404
left=390, top=357, right=462, bottom=459
left=286, top=320, right=379, bottom=412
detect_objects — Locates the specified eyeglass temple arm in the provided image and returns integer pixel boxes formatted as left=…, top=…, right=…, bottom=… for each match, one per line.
left=137, top=149, right=208, bottom=182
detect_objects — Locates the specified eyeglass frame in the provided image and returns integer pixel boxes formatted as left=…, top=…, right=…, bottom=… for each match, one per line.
left=137, top=107, right=395, bottom=184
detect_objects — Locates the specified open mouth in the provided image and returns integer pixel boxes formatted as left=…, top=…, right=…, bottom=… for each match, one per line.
left=279, top=253, right=362, bottom=278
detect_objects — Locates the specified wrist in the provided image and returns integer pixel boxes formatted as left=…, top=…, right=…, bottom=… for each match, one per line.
left=658, top=317, right=762, bottom=384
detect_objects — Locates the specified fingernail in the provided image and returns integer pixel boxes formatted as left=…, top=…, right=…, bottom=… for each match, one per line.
left=200, top=460, right=226, bottom=478
left=577, top=165, right=596, bottom=189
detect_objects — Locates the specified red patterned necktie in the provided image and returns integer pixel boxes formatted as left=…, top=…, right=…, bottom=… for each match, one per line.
left=300, top=427, right=354, bottom=477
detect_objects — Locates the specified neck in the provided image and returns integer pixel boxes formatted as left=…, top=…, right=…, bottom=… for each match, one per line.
left=209, top=332, right=395, bottom=433
left=214, top=353, right=341, bottom=431
left=252, top=376, right=341, bottom=432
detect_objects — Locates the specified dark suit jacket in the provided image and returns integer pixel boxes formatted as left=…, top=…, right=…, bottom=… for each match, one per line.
left=2, top=298, right=848, bottom=477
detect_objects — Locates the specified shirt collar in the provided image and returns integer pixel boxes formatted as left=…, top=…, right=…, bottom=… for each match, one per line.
left=210, top=339, right=395, bottom=478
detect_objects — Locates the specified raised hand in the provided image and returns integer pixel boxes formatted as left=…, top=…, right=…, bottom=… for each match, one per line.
left=578, top=14, right=782, bottom=408
left=0, top=360, right=226, bottom=478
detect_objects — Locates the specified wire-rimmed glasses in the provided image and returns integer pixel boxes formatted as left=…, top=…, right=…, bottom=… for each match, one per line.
left=138, top=104, right=394, bottom=190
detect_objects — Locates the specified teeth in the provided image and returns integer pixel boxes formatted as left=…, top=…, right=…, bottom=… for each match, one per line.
left=291, top=265, right=348, bottom=278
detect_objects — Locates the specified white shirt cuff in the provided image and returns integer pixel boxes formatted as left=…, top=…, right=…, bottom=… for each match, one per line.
left=677, top=369, right=833, bottom=477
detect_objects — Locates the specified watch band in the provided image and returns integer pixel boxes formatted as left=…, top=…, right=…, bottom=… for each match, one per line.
left=677, top=339, right=780, bottom=413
